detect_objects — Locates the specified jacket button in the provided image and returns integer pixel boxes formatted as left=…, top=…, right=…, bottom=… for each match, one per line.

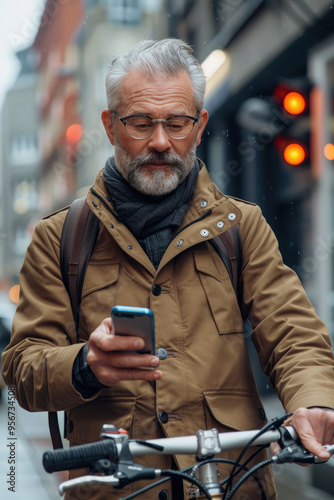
left=152, top=284, right=161, bottom=296
left=67, top=420, right=74, bottom=434
left=159, top=411, right=169, bottom=424
left=158, top=490, right=169, bottom=500
left=156, top=347, right=168, bottom=360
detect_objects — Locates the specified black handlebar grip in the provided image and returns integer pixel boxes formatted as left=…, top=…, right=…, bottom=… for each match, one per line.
left=43, top=439, right=118, bottom=473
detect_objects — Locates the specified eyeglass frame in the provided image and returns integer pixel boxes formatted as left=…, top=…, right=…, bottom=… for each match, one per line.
left=111, top=110, right=200, bottom=140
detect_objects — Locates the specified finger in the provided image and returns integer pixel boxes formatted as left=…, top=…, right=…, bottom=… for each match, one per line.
left=91, top=329, right=146, bottom=353
left=106, top=352, right=161, bottom=369
left=270, top=442, right=281, bottom=456
left=292, top=408, right=331, bottom=459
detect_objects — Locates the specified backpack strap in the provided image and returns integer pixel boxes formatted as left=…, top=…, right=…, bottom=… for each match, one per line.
left=210, top=225, right=242, bottom=304
left=48, top=411, right=63, bottom=450
left=49, top=198, right=99, bottom=449
left=60, top=197, right=100, bottom=340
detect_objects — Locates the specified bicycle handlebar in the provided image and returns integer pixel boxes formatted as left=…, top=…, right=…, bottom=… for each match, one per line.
left=42, top=423, right=334, bottom=499
left=43, top=426, right=297, bottom=473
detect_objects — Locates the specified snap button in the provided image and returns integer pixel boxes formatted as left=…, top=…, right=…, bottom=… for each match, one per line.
left=67, top=420, right=73, bottom=434
left=158, top=490, right=169, bottom=500
left=156, top=347, right=168, bottom=360
left=217, top=221, right=224, bottom=229
left=127, top=245, right=133, bottom=250
left=200, top=201, right=208, bottom=208
left=176, top=239, right=184, bottom=247
left=200, top=229, right=209, bottom=237
left=228, top=213, right=236, bottom=221
left=152, top=284, right=161, bottom=296
left=110, top=223, right=114, bottom=229
left=159, top=411, right=169, bottom=424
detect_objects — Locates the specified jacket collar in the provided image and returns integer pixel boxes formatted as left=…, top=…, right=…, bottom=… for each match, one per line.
left=86, top=160, right=242, bottom=273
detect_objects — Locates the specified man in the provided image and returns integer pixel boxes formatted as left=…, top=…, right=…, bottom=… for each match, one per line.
left=2, top=39, right=334, bottom=500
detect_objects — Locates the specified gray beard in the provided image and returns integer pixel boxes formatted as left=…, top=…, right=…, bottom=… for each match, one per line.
left=114, top=142, right=197, bottom=196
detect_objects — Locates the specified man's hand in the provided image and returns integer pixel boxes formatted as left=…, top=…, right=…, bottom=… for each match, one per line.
left=271, top=407, right=334, bottom=461
left=87, top=317, right=162, bottom=386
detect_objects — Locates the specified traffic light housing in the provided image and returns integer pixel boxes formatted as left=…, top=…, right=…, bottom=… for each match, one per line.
left=272, top=78, right=311, bottom=168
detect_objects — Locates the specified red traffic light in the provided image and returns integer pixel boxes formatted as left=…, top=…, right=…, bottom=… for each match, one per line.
left=283, top=143, right=306, bottom=166
left=274, top=136, right=308, bottom=166
left=283, top=92, right=306, bottom=115
left=273, top=82, right=308, bottom=116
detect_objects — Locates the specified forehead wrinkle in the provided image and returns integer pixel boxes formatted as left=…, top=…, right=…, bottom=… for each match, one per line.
left=119, top=71, right=196, bottom=116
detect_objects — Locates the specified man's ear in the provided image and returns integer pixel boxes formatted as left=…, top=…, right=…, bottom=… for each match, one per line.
left=101, top=109, right=115, bottom=145
left=195, top=109, right=209, bottom=146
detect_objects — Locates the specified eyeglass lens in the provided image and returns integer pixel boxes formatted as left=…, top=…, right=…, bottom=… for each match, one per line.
left=125, top=116, right=195, bottom=139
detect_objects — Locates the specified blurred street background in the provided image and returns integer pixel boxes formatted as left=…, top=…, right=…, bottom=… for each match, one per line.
left=1, top=0, right=334, bottom=498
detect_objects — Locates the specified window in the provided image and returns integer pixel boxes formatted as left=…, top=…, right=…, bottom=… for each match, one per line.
left=10, top=134, right=39, bottom=166
left=107, top=0, right=141, bottom=25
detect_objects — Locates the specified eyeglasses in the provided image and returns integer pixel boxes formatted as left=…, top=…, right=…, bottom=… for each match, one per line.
left=112, top=111, right=199, bottom=140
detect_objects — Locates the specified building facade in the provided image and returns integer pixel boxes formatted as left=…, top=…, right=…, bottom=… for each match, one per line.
left=0, top=47, right=40, bottom=282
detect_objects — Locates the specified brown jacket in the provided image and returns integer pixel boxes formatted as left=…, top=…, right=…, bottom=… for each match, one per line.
left=2, top=162, right=334, bottom=499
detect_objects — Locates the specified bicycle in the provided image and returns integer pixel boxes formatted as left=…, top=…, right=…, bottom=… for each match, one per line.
left=42, top=413, right=334, bottom=500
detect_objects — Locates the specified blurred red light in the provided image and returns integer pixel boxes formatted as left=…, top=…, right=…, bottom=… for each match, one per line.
left=324, top=143, right=334, bottom=161
left=66, top=124, right=83, bottom=143
left=283, top=143, right=306, bottom=165
left=283, top=92, right=306, bottom=115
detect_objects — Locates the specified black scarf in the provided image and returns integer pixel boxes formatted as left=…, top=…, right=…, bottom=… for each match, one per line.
left=103, top=157, right=199, bottom=267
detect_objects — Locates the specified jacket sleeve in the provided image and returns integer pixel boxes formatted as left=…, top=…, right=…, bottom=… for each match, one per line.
left=1, top=213, right=101, bottom=412
left=239, top=203, right=334, bottom=412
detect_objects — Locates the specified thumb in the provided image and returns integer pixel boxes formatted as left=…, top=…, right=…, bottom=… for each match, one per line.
left=270, top=442, right=281, bottom=456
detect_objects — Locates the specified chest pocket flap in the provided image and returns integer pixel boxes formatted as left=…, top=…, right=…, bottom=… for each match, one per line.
left=82, top=260, right=120, bottom=299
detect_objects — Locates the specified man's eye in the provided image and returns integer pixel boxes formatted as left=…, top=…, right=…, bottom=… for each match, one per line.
left=131, top=120, right=151, bottom=129
left=167, top=118, right=188, bottom=130
left=168, top=123, right=183, bottom=130
left=135, top=123, right=151, bottom=129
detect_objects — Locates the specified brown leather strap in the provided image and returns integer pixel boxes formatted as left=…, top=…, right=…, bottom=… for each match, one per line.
left=51, top=198, right=99, bottom=449
left=67, top=200, right=91, bottom=322
left=60, top=198, right=99, bottom=340
left=48, top=411, right=63, bottom=449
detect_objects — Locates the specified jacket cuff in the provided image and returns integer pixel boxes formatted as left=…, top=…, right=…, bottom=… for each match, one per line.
left=72, top=343, right=109, bottom=398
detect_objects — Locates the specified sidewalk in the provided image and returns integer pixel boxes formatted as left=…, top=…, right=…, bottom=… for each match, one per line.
left=0, top=386, right=65, bottom=500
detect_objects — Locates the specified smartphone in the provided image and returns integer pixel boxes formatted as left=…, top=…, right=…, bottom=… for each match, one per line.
left=111, top=305, right=155, bottom=355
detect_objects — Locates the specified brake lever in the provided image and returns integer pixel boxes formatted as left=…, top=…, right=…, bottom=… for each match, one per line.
left=273, top=427, right=334, bottom=464
left=59, top=475, right=121, bottom=495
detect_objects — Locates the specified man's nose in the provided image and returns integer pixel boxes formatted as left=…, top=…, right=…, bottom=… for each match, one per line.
left=147, top=122, right=172, bottom=152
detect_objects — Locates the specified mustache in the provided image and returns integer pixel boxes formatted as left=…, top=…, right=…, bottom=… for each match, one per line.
left=129, top=151, right=184, bottom=169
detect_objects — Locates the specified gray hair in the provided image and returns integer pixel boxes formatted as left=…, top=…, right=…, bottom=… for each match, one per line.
left=105, top=39, right=206, bottom=112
